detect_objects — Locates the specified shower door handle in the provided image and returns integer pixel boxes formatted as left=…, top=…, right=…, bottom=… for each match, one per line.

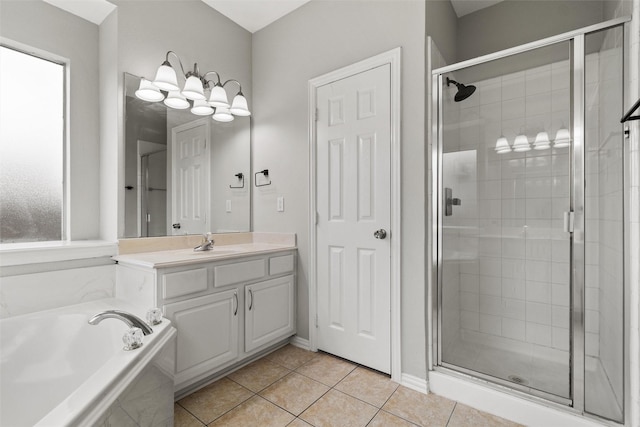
left=563, top=211, right=575, bottom=233
left=445, top=188, right=462, bottom=216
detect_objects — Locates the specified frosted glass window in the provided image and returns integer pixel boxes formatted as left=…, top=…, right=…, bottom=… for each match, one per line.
left=0, top=46, right=64, bottom=243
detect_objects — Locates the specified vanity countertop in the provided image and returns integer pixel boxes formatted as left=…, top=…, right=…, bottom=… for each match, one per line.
left=113, top=242, right=296, bottom=269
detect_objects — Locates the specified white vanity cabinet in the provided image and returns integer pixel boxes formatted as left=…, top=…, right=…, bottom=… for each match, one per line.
left=245, top=275, right=295, bottom=352
left=164, top=289, right=239, bottom=387
left=115, top=248, right=296, bottom=393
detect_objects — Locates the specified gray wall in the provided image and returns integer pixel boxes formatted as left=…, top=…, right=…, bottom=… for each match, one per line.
left=456, top=0, right=605, bottom=61
left=1, top=0, right=100, bottom=240
left=252, top=0, right=427, bottom=378
left=426, top=0, right=458, bottom=65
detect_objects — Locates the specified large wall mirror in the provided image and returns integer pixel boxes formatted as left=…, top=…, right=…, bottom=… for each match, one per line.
left=123, top=72, right=251, bottom=238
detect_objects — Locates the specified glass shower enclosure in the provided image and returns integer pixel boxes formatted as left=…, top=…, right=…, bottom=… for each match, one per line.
left=432, top=18, right=627, bottom=422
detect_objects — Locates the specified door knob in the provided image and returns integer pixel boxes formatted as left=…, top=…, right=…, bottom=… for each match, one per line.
left=374, top=229, right=387, bottom=239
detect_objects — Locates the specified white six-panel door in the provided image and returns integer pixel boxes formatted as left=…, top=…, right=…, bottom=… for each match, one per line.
left=171, top=120, right=210, bottom=235
left=316, top=64, right=391, bottom=374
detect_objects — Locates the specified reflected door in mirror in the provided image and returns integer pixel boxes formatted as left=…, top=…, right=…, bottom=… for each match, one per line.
left=171, top=120, right=210, bottom=235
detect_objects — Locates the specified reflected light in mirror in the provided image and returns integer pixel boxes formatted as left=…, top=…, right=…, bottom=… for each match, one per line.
left=533, top=131, right=551, bottom=150
left=553, top=128, right=571, bottom=148
left=512, top=134, right=531, bottom=152
left=495, top=136, right=511, bottom=153
left=135, top=78, right=164, bottom=102
left=164, top=91, right=189, bottom=109
left=213, top=106, right=234, bottom=122
left=191, top=99, right=214, bottom=115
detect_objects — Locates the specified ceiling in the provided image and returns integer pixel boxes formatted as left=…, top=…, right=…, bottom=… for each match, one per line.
left=43, top=0, right=506, bottom=32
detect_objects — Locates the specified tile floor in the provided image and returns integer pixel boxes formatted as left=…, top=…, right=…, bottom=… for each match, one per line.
left=174, top=345, right=522, bottom=427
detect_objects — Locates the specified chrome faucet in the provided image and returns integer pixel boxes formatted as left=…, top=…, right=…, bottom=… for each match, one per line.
left=88, top=310, right=154, bottom=335
left=194, top=232, right=215, bottom=252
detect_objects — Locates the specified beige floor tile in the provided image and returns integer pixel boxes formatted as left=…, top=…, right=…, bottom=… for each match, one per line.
left=368, top=410, right=419, bottom=426
left=287, top=419, right=313, bottom=426
left=299, top=389, right=378, bottom=427
left=227, top=357, right=291, bottom=392
left=209, top=395, right=295, bottom=427
left=382, top=386, right=455, bottom=427
left=334, top=366, right=399, bottom=407
left=174, top=404, right=205, bottom=427
left=295, top=353, right=356, bottom=387
left=447, top=403, right=523, bottom=427
left=177, top=378, right=253, bottom=424
left=260, top=372, right=330, bottom=415
left=267, top=344, right=318, bottom=370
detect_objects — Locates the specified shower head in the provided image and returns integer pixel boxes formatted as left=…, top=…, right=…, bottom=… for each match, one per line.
left=446, top=77, right=476, bottom=102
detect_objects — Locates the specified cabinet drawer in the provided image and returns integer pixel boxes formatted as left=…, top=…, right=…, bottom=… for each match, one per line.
left=214, top=259, right=266, bottom=287
left=162, top=268, right=208, bottom=299
left=269, top=254, right=294, bottom=276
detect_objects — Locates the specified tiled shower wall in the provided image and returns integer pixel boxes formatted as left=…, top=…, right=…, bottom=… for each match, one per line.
left=443, top=52, right=616, bottom=362
left=587, top=26, right=625, bottom=409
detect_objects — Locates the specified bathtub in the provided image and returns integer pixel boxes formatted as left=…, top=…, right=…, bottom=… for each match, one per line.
left=0, top=299, right=176, bottom=426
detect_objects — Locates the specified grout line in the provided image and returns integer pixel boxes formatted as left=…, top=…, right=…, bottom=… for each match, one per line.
left=175, top=402, right=207, bottom=426
left=445, top=402, right=458, bottom=426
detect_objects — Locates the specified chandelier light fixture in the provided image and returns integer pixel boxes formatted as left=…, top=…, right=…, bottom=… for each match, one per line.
left=135, top=51, right=251, bottom=122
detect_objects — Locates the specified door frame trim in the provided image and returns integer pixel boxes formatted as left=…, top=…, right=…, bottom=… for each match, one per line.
left=307, top=47, right=402, bottom=382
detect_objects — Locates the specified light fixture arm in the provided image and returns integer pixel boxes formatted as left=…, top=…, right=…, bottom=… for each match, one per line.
left=222, top=79, right=243, bottom=93
left=203, top=71, right=222, bottom=87
left=164, top=51, right=189, bottom=79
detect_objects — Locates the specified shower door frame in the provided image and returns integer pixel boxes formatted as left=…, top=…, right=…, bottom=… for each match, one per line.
left=430, top=16, right=630, bottom=415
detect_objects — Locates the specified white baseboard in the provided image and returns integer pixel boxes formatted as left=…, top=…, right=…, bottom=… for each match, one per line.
left=289, top=335, right=311, bottom=351
left=400, top=373, right=429, bottom=394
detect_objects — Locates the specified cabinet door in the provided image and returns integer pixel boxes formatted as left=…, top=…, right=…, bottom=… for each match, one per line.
left=245, top=275, right=295, bottom=352
left=164, top=289, right=239, bottom=387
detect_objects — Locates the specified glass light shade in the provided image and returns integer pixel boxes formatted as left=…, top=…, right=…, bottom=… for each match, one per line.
left=153, top=64, right=179, bottom=91
left=533, top=131, right=551, bottom=150
left=208, top=84, right=229, bottom=108
left=512, top=134, right=531, bottom=152
left=230, top=93, right=251, bottom=116
left=164, top=91, right=189, bottom=109
left=495, top=136, right=511, bottom=154
left=553, top=128, right=571, bottom=148
left=212, top=106, right=234, bottom=122
left=135, top=78, right=164, bottom=102
left=191, top=99, right=214, bottom=116
left=181, top=75, right=206, bottom=100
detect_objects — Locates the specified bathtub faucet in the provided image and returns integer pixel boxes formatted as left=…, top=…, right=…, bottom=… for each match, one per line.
left=88, top=310, right=154, bottom=335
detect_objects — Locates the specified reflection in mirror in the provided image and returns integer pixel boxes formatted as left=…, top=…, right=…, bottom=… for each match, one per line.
left=123, top=72, right=250, bottom=238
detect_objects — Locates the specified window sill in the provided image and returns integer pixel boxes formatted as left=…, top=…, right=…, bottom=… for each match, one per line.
left=0, top=240, right=118, bottom=267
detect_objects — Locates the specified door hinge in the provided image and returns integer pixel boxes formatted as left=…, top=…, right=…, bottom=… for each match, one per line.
left=315, top=314, right=318, bottom=328
left=315, top=108, right=319, bottom=122
left=315, top=212, right=319, bottom=225
left=563, top=211, right=575, bottom=233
